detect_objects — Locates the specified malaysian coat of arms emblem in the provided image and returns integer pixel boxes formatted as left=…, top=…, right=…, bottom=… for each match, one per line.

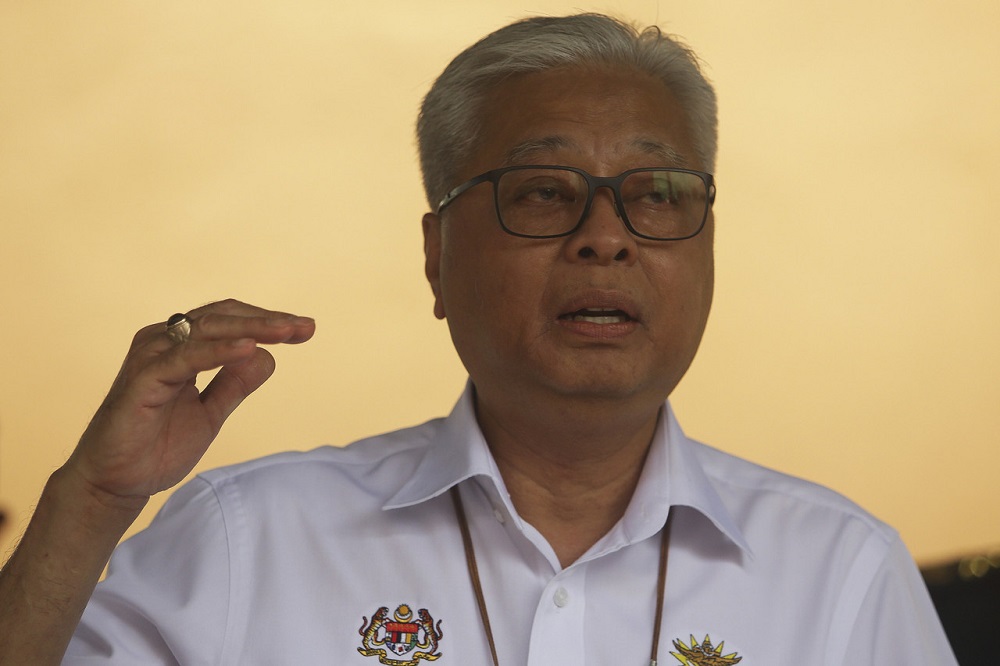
left=358, top=604, right=443, bottom=665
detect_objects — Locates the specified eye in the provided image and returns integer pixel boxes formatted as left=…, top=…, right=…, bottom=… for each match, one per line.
left=624, top=172, right=678, bottom=207
left=641, top=188, right=675, bottom=205
left=524, top=184, right=563, bottom=203
left=500, top=170, right=581, bottom=207
left=622, top=171, right=701, bottom=208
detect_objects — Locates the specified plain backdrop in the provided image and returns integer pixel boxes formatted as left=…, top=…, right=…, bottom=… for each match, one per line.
left=1, top=1, right=998, bottom=565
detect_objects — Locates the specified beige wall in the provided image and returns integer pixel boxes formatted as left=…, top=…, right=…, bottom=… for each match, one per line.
left=1, top=1, right=997, bottom=565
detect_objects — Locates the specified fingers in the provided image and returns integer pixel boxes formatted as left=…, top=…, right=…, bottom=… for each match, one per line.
left=188, top=299, right=314, bottom=343
left=135, top=300, right=315, bottom=347
left=63, top=300, right=311, bottom=502
left=121, top=300, right=315, bottom=402
left=199, top=347, right=277, bottom=428
left=186, top=312, right=315, bottom=346
left=147, top=338, right=263, bottom=390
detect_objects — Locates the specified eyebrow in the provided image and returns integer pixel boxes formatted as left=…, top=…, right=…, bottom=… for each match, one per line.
left=501, top=136, right=689, bottom=168
left=630, top=139, right=688, bottom=167
left=502, top=137, right=572, bottom=165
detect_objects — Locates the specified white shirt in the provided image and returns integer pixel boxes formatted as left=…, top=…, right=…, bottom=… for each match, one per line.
left=66, top=386, right=957, bottom=665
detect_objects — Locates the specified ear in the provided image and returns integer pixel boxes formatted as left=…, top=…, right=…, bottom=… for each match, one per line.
left=422, top=212, right=446, bottom=320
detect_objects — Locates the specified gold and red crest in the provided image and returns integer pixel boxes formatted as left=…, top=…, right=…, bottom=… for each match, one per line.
left=358, top=604, right=443, bottom=665
left=671, top=634, right=742, bottom=665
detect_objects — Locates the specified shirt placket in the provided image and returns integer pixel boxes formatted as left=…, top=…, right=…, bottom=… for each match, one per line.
left=526, top=563, right=588, bottom=665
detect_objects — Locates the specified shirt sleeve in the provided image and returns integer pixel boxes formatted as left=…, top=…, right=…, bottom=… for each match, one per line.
left=64, top=477, right=233, bottom=665
left=839, top=535, right=958, bottom=666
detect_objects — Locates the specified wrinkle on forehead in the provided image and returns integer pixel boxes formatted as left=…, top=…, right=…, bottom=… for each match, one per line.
left=502, top=136, right=689, bottom=169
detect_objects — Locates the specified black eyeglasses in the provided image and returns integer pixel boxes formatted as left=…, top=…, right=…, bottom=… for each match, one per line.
left=437, top=165, right=716, bottom=241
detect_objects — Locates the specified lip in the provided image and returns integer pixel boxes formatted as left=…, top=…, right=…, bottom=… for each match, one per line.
left=555, top=289, right=641, bottom=339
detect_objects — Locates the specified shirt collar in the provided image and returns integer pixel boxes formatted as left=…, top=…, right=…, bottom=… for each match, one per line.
left=384, top=382, right=499, bottom=509
left=626, top=403, right=753, bottom=557
left=384, top=383, right=752, bottom=558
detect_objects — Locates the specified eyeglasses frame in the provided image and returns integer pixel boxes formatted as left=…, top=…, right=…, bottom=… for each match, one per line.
left=436, top=165, right=717, bottom=241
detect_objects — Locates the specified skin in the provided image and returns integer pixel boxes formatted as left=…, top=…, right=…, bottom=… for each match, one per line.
left=0, top=300, right=315, bottom=664
left=423, top=65, right=715, bottom=566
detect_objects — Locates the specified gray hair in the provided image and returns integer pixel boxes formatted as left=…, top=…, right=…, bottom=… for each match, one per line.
left=416, top=13, right=718, bottom=210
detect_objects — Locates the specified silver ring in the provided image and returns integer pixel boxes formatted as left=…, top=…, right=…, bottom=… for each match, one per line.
left=165, top=313, right=192, bottom=344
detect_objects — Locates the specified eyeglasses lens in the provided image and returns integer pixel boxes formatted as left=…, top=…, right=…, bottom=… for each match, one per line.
left=619, top=170, right=707, bottom=240
left=496, top=168, right=707, bottom=240
left=496, top=168, right=587, bottom=237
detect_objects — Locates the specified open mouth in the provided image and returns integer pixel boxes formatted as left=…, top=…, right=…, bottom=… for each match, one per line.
left=559, top=308, right=634, bottom=324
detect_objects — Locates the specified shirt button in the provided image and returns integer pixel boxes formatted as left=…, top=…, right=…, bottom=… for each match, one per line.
left=553, top=587, right=569, bottom=608
left=493, top=508, right=506, bottom=524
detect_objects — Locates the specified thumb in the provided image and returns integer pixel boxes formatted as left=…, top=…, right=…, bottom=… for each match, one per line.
left=200, top=347, right=277, bottom=429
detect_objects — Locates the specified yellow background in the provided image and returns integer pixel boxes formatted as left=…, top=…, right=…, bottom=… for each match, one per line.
left=1, top=1, right=997, bottom=565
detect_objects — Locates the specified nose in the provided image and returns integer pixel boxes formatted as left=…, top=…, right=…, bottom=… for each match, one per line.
left=563, top=186, right=638, bottom=265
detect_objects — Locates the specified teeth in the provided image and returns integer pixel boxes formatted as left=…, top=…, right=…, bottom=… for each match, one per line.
left=570, top=314, right=627, bottom=324
left=567, top=308, right=629, bottom=324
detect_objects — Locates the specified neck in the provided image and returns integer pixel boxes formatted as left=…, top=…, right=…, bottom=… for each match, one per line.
left=474, top=390, right=661, bottom=568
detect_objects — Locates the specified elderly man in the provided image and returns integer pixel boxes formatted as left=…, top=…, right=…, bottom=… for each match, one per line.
left=0, top=13, right=955, bottom=665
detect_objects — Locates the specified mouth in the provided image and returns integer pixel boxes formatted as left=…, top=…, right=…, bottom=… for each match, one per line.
left=559, top=308, right=634, bottom=324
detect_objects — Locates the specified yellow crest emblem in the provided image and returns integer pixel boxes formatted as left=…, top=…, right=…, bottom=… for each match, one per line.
left=671, top=634, right=742, bottom=665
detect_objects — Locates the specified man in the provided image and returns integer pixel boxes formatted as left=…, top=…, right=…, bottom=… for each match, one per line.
left=0, top=13, right=956, bottom=665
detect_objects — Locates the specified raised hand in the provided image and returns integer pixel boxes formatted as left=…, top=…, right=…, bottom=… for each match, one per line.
left=66, top=299, right=316, bottom=503
left=0, top=299, right=315, bottom=665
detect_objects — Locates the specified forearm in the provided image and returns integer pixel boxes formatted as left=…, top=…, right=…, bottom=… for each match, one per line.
left=0, top=466, right=146, bottom=665
left=0, top=303, right=313, bottom=664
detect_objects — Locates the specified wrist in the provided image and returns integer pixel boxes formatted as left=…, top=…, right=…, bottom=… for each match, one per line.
left=0, top=467, right=147, bottom=666
left=46, top=465, right=149, bottom=535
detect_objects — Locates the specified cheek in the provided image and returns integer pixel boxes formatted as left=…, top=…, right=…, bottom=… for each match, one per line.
left=439, top=233, right=502, bottom=334
left=647, top=242, right=714, bottom=340
left=695, top=243, right=715, bottom=316
left=439, top=236, right=551, bottom=339
left=676, top=224, right=715, bottom=310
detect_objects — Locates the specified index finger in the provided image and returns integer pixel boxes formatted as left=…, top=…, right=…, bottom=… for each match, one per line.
left=182, top=299, right=316, bottom=345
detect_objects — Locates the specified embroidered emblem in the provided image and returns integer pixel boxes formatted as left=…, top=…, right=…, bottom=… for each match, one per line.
left=358, top=604, right=443, bottom=665
left=670, top=634, right=742, bottom=665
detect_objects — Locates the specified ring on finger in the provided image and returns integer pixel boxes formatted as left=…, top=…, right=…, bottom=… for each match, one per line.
left=165, top=313, right=193, bottom=344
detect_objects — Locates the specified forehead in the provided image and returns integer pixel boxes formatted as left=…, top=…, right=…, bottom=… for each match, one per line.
left=469, top=65, right=699, bottom=175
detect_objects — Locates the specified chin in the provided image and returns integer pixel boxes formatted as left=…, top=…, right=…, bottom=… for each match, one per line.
left=543, top=369, right=676, bottom=406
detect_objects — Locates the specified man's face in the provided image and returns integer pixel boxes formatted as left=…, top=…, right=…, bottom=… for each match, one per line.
left=423, top=65, right=714, bottom=416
